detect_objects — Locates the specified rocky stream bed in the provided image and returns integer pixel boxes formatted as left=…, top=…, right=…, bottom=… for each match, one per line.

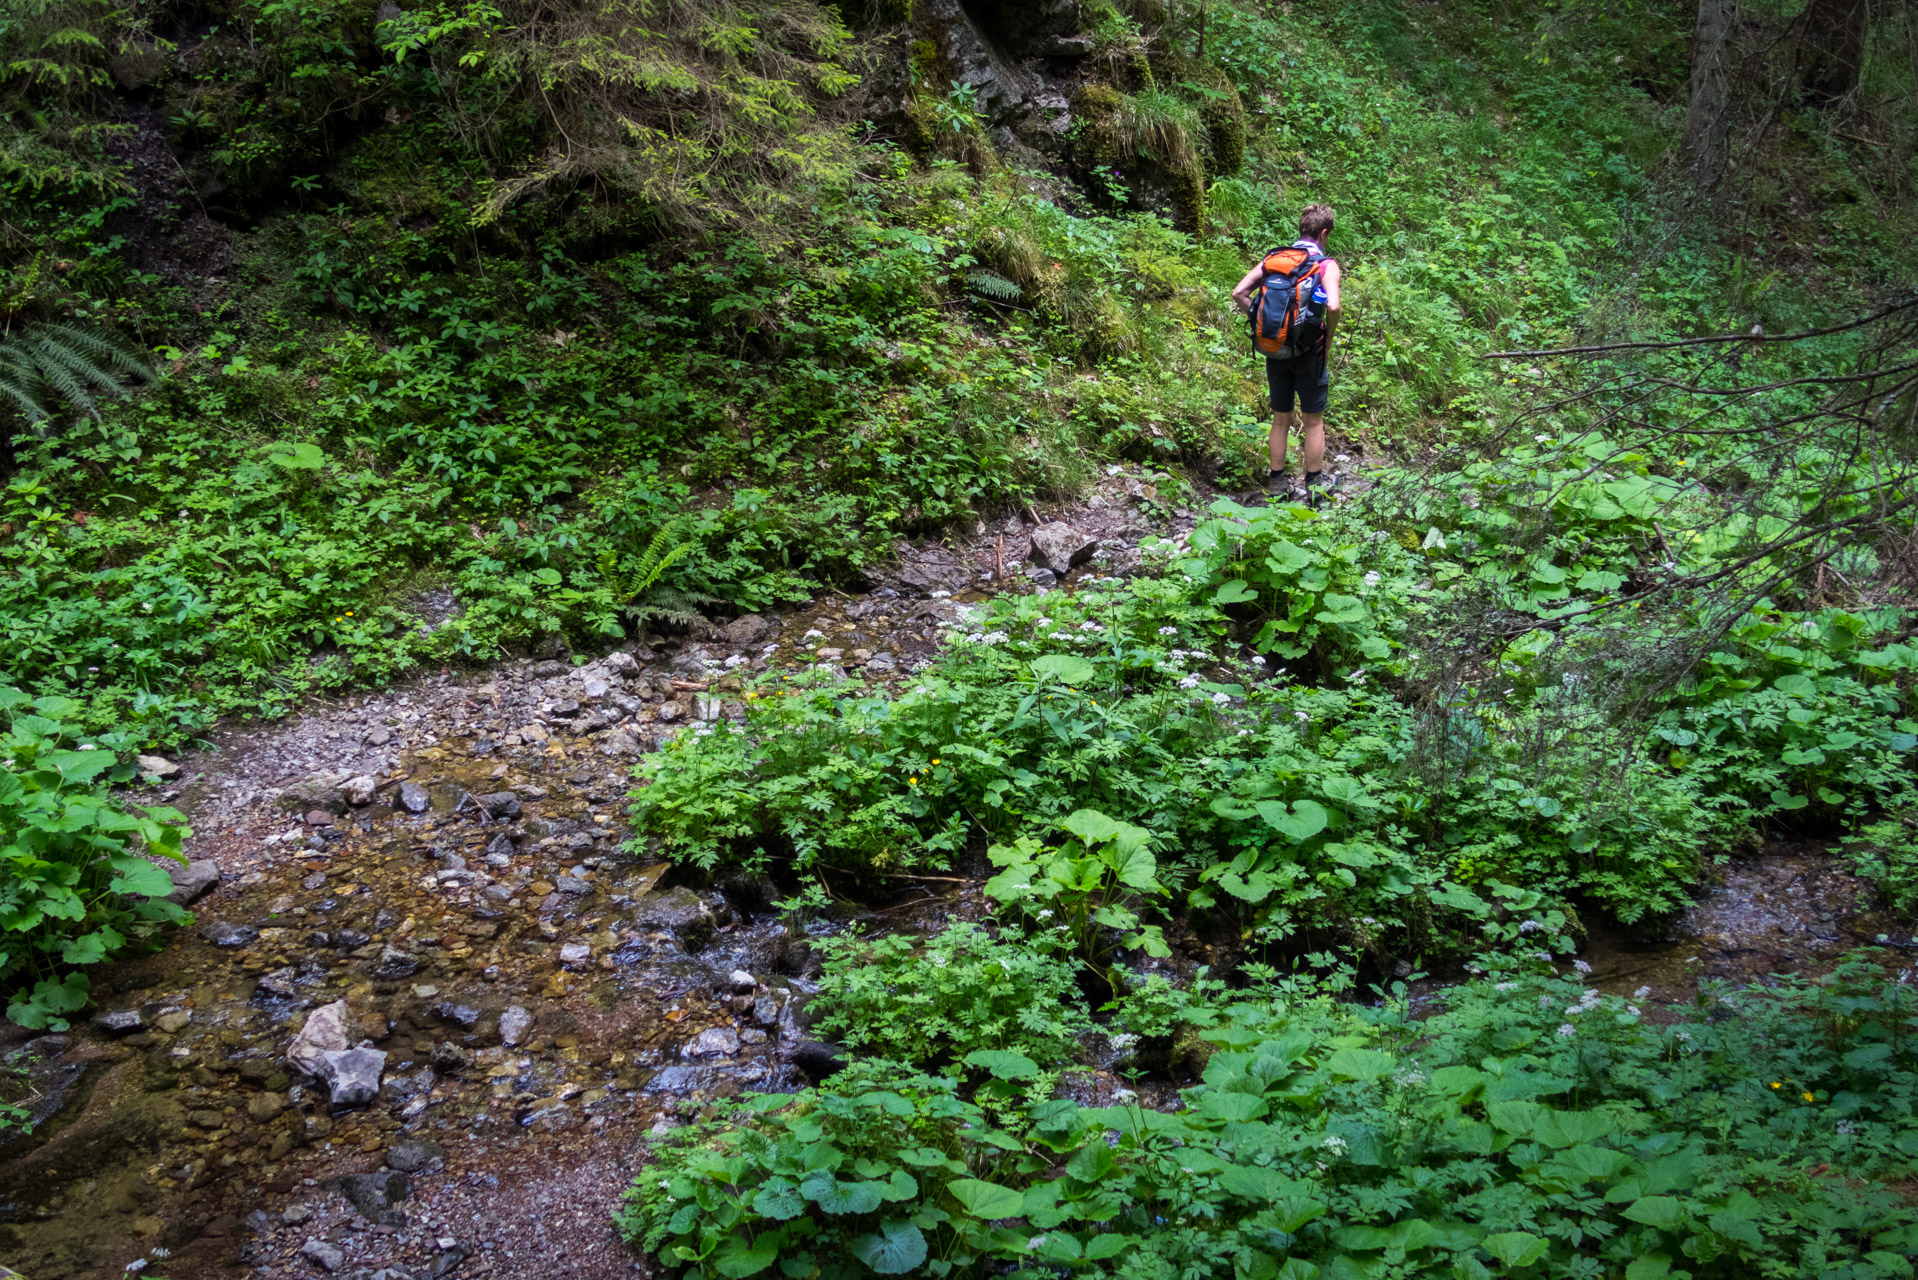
left=0, top=476, right=1909, bottom=1280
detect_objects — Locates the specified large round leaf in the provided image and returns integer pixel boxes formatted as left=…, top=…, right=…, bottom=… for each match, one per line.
left=851, top=1220, right=927, bottom=1274
left=1030, top=654, right=1095, bottom=685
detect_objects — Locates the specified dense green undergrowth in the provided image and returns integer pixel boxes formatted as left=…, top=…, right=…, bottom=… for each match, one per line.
left=4, top=0, right=1909, bottom=741
left=621, top=960, right=1918, bottom=1280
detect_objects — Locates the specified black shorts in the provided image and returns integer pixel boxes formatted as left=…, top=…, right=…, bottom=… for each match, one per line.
left=1267, top=351, right=1329, bottom=415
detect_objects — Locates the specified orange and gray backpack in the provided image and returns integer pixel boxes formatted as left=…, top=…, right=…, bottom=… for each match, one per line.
left=1249, top=241, right=1330, bottom=358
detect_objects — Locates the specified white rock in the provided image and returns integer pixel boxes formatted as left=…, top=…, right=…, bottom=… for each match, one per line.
left=499, top=1005, right=533, bottom=1047
left=681, top=1027, right=740, bottom=1059
left=136, top=754, right=181, bottom=778
left=341, top=774, right=378, bottom=806
left=285, top=999, right=351, bottom=1076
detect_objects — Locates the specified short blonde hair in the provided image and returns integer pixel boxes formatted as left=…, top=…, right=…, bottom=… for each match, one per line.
left=1299, top=204, right=1335, bottom=239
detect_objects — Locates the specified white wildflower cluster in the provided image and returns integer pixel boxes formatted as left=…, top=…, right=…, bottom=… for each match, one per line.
left=1363, top=571, right=1381, bottom=587
left=1034, top=617, right=1054, bottom=629
left=1320, top=1134, right=1348, bottom=1155
left=1556, top=1023, right=1577, bottom=1038
left=1392, top=1067, right=1426, bottom=1090
left=1572, top=958, right=1592, bottom=975
left=803, top=628, right=825, bottom=640
left=1517, top=919, right=1544, bottom=934
left=1346, top=668, right=1368, bottom=686
left=1106, top=1031, right=1140, bottom=1054
left=1211, top=692, right=1230, bottom=706
left=1178, top=675, right=1202, bottom=690
left=1633, top=985, right=1653, bottom=1000
left=1158, top=625, right=1178, bottom=636
left=1079, top=620, right=1103, bottom=632
left=1564, top=988, right=1603, bottom=1018
left=982, top=631, right=1008, bottom=644
left=1495, top=982, right=1519, bottom=992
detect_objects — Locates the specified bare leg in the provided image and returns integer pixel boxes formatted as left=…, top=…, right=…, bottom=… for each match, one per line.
left=1301, top=412, right=1326, bottom=474
left=1268, top=410, right=1294, bottom=471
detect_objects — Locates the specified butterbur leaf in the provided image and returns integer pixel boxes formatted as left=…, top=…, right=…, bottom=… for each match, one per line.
left=1031, top=655, right=1094, bottom=685
left=964, top=1049, right=1039, bottom=1080
left=1622, top=1196, right=1687, bottom=1229
left=1214, top=579, right=1257, bottom=605
left=880, top=1169, right=918, bottom=1201
left=714, top=1230, right=781, bottom=1278
left=851, top=1220, right=927, bottom=1274
left=107, top=856, right=174, bottom=899
left=752, top=1177, right=805, bottom=1220
left=801, top=1171, right=884, bottom=1215
left=1325, top=1048, right=1395, bottom=1081
left=1255, top=799, right=1328, bottom=842
left=1481, top=1231, right=1549, bottom=1266
left=947, top=1179, right=1025, bottom=1219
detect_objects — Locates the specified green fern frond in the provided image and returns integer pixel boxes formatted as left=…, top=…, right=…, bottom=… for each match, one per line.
left=0, top=321, right=153, bottom=423
left=964, top=269, right=1024, bottom=302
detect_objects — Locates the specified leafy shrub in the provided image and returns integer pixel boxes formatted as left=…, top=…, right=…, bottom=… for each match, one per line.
left=813, top=922, right=1091, bottom=1070
left=626, top=961, right=1918, bottom=1280
left=984, top=809, right=1171, bottom=986
left=616, top=1059, right=1032, bottom=1280
left=0, top=686, right=190, bottom=1029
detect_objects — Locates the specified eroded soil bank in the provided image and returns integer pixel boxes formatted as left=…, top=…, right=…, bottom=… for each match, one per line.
left=0, top=481, right=1906, bottom=1280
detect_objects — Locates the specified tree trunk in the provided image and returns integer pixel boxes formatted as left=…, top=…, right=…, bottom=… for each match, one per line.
left=1799, top=0, right=1868, bottom=102
left=1683, top=0, right=1739, bottom=191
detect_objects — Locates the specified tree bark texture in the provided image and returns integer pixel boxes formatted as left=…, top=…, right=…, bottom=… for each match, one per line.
left=1684, top=0, right=1740, bottom=190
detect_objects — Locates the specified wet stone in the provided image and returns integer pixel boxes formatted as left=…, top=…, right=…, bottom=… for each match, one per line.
left=258, top=967, right=299, bottom=998
left=682, top=1027, right=740, bottom=1059
left=201, top=921, right=259, bottom=948
left=342, top=774, right=378, bottom=806
left=155, top=1010, right=192, bottom=1033
left=374, top=946, right=421, bottom=979
left=498, top=1005, right=532, bottom=1047
left=554, top=874, right=591, bottom=895
left=301, top=1239, right=346, bottom=1272
left=429, top=785, right=468, bottom=814
left=164, top=859, right=220, bottom=906
left=477, top=790, right=521, bottom=817
left=287, top=1000, right=352, bottom=1076
left=92, top=1008, right=144, bottom=1035
left=398, top=781, right=430, bottom=814
left=333, top=1169, right=411, bottom=1224
left=385, top=1135, right=446, bottom=1174
left=318, top=1046, right=387, bottom=1108
left=366, top=726, right=394, bottom=747
left=305, top=809, right=336, bottom=826
left=247, top=1092, right=288, bottom=1123
left=301, top=871, right=327, bottom=890
left=435, top=1000, right=482, bottom=1028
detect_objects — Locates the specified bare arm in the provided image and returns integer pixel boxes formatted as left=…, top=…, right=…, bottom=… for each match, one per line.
left=1321, top=259, right=1342, bottom=350
left=1230, top=262, right=1266, bottom=314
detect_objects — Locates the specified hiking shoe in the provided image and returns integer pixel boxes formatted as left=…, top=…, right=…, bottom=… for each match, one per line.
left=1266, top=470, right=1288, bottom=499
left=1305, top=472, right=1341, bottom=508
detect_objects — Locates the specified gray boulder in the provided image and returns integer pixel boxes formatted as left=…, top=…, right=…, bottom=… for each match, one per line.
left=1030, top=522, right=1098, bottom=575
left=317, top=1047, right=387, bottom=1108
left=165, top=859, right=220, bottom=906
left=278, top=772, right=352, bottom=812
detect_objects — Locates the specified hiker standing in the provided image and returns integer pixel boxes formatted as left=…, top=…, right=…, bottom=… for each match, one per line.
left=1231, top=203, right=1342, bottom=503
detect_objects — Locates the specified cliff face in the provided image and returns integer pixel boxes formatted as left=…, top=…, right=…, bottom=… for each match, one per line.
left=864, top=0, right=1243, bottom=229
